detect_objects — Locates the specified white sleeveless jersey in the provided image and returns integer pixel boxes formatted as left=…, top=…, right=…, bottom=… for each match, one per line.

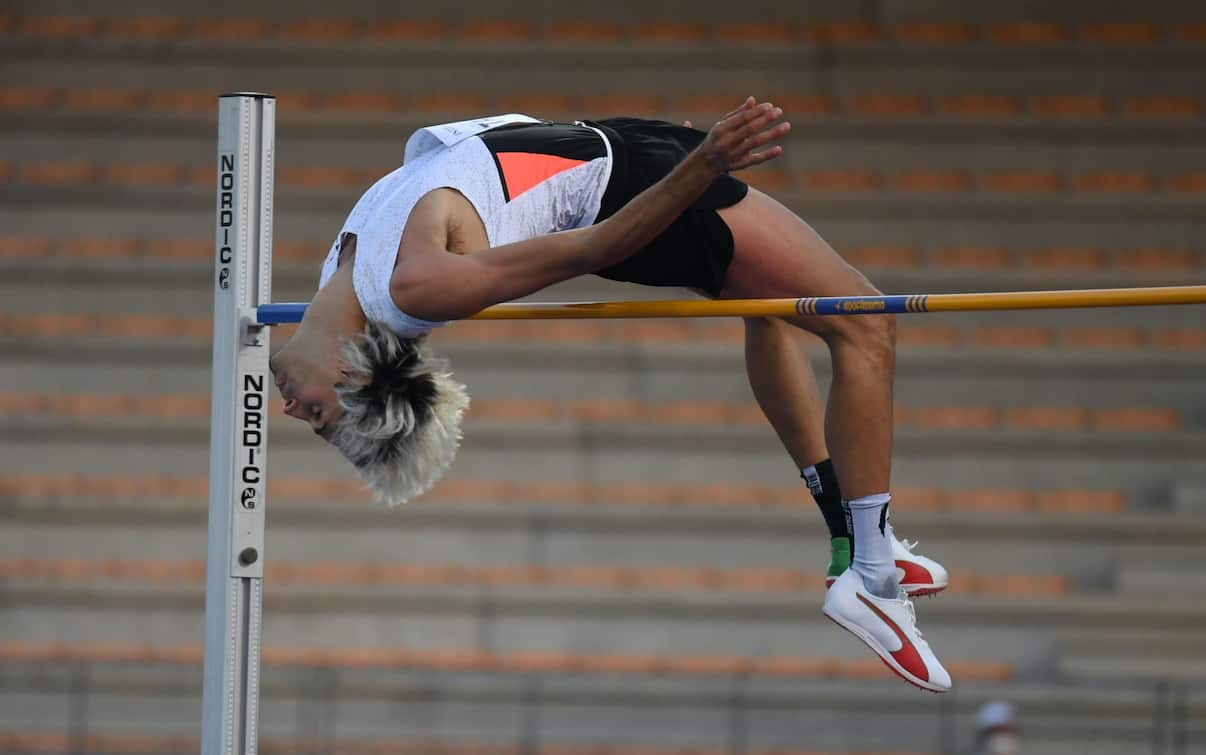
left=318, top=114, right=613, bottom=337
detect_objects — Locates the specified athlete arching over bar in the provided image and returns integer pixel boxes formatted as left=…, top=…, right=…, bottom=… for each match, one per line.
left=268, top=98, right=951, bottom=692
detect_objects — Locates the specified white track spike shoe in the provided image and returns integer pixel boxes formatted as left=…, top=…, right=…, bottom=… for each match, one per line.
left=822, top=568, right=952, bottom=693
left=893, top=535, right=948, bottom=597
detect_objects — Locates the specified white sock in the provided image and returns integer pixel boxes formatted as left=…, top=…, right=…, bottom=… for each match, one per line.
left=846, top=492, right=897, bottom=599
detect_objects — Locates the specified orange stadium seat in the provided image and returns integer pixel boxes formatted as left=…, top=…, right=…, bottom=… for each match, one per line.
left=737, top=169, right=791, bottom=192
left=145, top=89, right=214, bottom=113
left=632, top=22, right=709, bottom=43
left=17, top=162, right=100, bottom=186
left=713, top=23, right=794, bottom=44
left=270, top=90, right=320, bottom=112
left=1175, top=23, right=1206, bottom=42
left=841, top=245, right=920, bottom=269
left=106, top=17, right=191, bottom=39
left=507, top=93, right=578, bottom=114
left=280, top=19, right=362, bottom=40
left=457, top=20, right=536, bottom=42
left=105, top=163, right=189, bottom=186
left=979, top=171, right=1064, bottom=193
left=193, top=18, right=275, bottom=40
left=324, top=91, right=407, bottom=113
left=1166, top=172, right=1206, bottom=193
left=60, top=89, right=146, bottom=111
left=1021, top=247, right=1107, bottom=270
left=973, top=326, right=1055, bottom=348
left=545, top=22, right=628, bottom=43
left=580, top=94, right=663, bottom=115
left=370, top=20, right=451, bottom=41
left=1060, top=327, right=1145, bottom=350
left=59, top=237, right=142, bottom=259
left=411, top=93, right=493, bottom=113
left=1150, top=329, right=1206, bottom=350
left=847, top=94, right=927, bottom=117
left=1124, top=96, right=1204, bottom=118
left=0, top=87, right=59, bottom=109
left=894, top=22, right=978, bottom=43
left=1030, top=95, right=1112, bottom=118
left=989, top=22, right=1068, bottom=44
left=20, top=16, right=100, bottom=38
left=776, top=94, right=836, bottom=115
left=1093, top=407, right=1181, bottom=431
left=1075, top=171, right=1155, bottom=193
left=889, top=170, right=973, bottom=192
left=929, top=247, right=1013, bottom=268
left=895, top=326, right=962, bottom=348
left=1003, top=406, right=1090, bottom=431
left=798, top=170, right=881, bottom=191
left=941, top=94, right=1020, bottom=116
left=802, top=22, right=881, bottom=44
left=1077, top=22, right=1160, bottom=43
left=0, top=235, right=53, bottom=258
left=1114, top=248, right=1198, bottom=270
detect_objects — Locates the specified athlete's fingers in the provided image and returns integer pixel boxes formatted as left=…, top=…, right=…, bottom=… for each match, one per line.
left=732, top=145, right=784, bottom=171
left=683, top=120, right=693, bottom=128
left=717, top=102, right=774, bottom=147
left=727, top=116, right=788, bottom=164
left=718, top=96, right=756, bottom=123
left=741, top=106, right=784, bottom=142
left=745, top=118, right=790, bottom=149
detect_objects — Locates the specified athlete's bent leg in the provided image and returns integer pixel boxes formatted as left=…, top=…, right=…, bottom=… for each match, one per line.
left=742, top=316, right=853, bottom=580
left=718, top=188, right=894, bottom=500
left=742, top=316, right=827, bottom=469
left=717, top=187, right=951, bottom=691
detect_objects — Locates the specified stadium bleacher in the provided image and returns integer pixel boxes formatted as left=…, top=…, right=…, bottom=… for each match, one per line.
left=1, top=0, right=1204, bottom=752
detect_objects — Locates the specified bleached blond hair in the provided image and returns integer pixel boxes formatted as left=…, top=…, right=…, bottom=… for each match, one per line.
left=328, top=320, right=469, bottom=507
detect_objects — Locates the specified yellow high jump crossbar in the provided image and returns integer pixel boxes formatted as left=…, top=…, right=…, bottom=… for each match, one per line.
left=256, top=285, right=1206, bottom=325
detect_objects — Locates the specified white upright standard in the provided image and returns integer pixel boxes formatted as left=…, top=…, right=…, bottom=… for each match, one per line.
left=202, top=92, right=276, bottom=755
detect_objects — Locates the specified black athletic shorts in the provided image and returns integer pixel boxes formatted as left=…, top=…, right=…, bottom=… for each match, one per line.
left=589, top=118, right=749, bottom=296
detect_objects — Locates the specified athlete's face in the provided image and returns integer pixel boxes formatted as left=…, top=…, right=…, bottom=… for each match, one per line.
left=269, top=342, right=344, bottom=441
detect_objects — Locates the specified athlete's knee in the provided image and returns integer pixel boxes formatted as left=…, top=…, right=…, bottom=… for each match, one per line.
left=826, top=312, right=895, bottom=369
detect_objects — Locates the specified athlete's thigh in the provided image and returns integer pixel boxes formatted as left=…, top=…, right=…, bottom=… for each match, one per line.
left=716, top=188, right=881, bottom=334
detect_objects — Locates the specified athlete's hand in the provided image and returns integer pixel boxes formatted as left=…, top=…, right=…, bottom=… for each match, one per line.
left=697, top=97, right=790, bottom=174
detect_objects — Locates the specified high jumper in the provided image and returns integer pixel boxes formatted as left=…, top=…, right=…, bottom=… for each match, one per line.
left=267, top=97, right=952, bottom=691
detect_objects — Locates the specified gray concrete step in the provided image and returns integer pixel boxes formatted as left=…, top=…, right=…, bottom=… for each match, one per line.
left=4, top=190, right=1205, bottom=259
left=4, top=111, right=1205, bottom=176
left=3, top=667, right=1195, bottom=755
left=7, top=577, right=1206, bottom=671
left=0, top=419, right=1202, bottom=491
left=4, top=34, right=1205, bottom=99
left=2, top=336, right=1204, bottom=413
left=4, top=496, right=1203, bottom=585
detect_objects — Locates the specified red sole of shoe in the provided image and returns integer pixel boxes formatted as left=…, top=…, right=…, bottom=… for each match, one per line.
left=905, top=585, right=947, bottom=597
left=822, top=614, right=947, bottom=694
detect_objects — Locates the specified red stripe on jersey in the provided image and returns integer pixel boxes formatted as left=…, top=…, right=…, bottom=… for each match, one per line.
left=496, top=152, right=587, bottom=201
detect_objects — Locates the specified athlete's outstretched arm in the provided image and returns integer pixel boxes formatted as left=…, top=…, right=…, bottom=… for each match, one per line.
left=392, top=97, right=790, bottom=322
